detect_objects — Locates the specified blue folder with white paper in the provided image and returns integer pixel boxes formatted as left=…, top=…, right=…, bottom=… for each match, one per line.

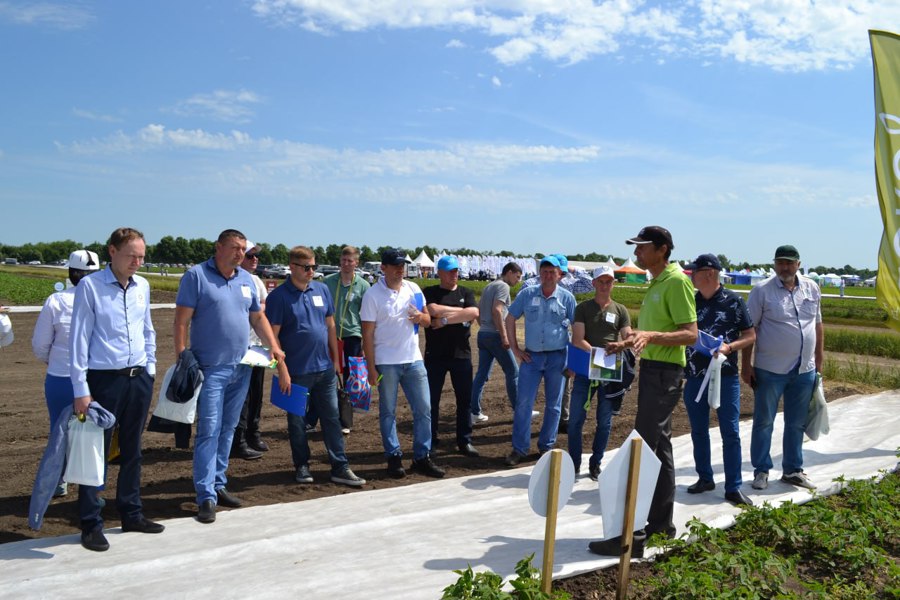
left=271, top=376, right=309, bottom=417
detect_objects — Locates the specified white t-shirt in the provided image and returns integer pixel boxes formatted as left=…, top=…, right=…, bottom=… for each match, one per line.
left=360, top=278, right=424, bottom=365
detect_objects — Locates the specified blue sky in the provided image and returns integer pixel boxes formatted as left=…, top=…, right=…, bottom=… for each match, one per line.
left=2, top=1, right=899, bottom=269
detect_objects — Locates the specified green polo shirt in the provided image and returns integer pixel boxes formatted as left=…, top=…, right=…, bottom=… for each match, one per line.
left=637, top=263, right=696, bottom=366
left=324, top=273, right=370, bottom=338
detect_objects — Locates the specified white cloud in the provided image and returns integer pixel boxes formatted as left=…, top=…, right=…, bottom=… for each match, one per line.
left=446, top=38, right=465, bottom=48
left=167, top=89, right=263, bottom=123
left=491, top=75, right=501, bottom=87
left=249, top=0, right=900, bottom=71
left=0, top=1, right=93, bottom=29
left=72, top=108, right=122, bottom=123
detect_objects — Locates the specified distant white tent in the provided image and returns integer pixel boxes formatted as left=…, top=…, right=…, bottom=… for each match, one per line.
left=413, top=250, right=435, bottom=269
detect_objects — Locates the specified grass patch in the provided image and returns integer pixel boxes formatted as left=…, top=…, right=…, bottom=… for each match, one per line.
left=826, top=328, right=900, bottom=359
left=822, top=357, right=900, bottom=389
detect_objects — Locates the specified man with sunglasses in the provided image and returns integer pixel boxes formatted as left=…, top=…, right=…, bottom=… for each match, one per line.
left=266, top=246, right=365, bottom=488
left=175, top=229, right=285, bottom=524
left=682, top=254, right=755, bottom=506
left=229, top=240, right=268, bottom=460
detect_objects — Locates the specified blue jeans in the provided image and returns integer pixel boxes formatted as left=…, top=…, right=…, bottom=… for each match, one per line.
left=377, top=361, right=432, bottom=460
left=44, top=374, right=74, bottom=430
left=750, top=367, right=815, bottom=475
left=286, top=369, right=348, bottom=473
left=566, top=375, right=612, bottom=473
left=684, top=374, right=743, bottom=492
left=511, top=349, right=566, bottom=455
left=471, top=330, right=518, bottom=414
left=194, top=364, right=252, bottom=505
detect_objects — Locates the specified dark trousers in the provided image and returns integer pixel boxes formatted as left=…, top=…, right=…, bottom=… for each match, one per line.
left=79, top=369, right=153, bottom=533
left=425, top=356, right=474, bottom=446
left=633, top=359, right=684, bottom=539
left=306, top=336, right=359, bottom=430
left=233, top=366, right=266, bottom=448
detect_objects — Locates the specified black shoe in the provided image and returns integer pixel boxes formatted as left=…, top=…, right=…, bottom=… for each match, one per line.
left=458, top=442, right=480, bottom=457
left=589, top=463, right=601, bottom=481
left=231, top=444, right=263, bottom=461
left=687, top=479, right=715, bottom=494
left=294, top=464, right=314, bottom=484
left=247, top=436, right=269, bottom=452
left=505, top=451, right=526, bottom=467
left=197, top=500, right=216, bottom=524
left=588, top=532, right=646, bottom=558
left=122, top=517, right=165, bottom=534
left=387, top=455, right=406, bottom=479
left=725, top=489, right=754, bottom=506
left=81, top=528, right=109, bottom=552
left=411, top=455, right=446, bottom=478
left=216, top=488, right=243, bottom=508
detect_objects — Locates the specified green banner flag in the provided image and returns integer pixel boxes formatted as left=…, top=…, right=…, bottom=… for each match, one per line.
left=871, top=30, right=900, bottom=333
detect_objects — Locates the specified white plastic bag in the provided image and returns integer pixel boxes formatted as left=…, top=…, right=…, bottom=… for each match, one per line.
left=152, top=365, right=200, bottom=424
left=64, top=415, right=105, bottom=486
left=805, top=373, right=829, bottom=440
left=694, top=354, right=727, bottom=410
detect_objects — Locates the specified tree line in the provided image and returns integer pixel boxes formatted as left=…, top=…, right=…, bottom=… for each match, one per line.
left=0, top=239, right=877, bottom=279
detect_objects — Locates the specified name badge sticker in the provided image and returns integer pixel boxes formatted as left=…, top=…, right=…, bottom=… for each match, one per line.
left=241, top=285, right=252, bottom=299
left=530, top=297, right=541, bottom=307
left=605, top=312, right=616, bottom=324
left=312, top=295, right=324, bottom=307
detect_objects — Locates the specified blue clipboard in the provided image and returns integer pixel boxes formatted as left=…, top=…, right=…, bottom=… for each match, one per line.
left=271, top=375, right=309, bottom=417
left=566, top=343, right=591, bottom=378
left=413, top=291, right=424, bottom=334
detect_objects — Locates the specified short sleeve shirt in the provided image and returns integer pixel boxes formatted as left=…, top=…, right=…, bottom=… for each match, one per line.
left=324, top=273, right=370, bottom=339
left=747, top=274, right=821, bottom=374
left=176, top=258, right=260, bottom=367
left=360, top=279, right=424, bottom=365
left=265, top=279, right=335, bottom=375
left=507, top=284, right=576, bottom=352
left=574, top=299, right=631, bottom=348
left=477, top=278, right=511, bottom=333
left=423, top=285, right=477, bottom=360
left=637, top=263, right=696, bottom=366
left=685, top=286, right=752, bottom=378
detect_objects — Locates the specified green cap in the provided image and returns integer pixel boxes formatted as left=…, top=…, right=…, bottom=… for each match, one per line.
left=774, top=245, right=800, bottom=261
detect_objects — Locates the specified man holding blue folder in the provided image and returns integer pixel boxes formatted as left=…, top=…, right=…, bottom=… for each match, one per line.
left=266, top=246, right=366, bottom=488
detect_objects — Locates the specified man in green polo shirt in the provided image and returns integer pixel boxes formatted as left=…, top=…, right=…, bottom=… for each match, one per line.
left=589, top=225, right=697, bottom=558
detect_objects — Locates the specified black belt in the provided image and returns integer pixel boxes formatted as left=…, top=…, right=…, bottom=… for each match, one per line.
left=640, top=359, right=681, bottom=372
left=525, top=348, right=566, bottom=354
left=95, top=366, right=145, bottom=377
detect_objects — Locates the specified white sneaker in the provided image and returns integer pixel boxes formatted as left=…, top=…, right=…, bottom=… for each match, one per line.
left=752, top=472, right=768, bottom=490
left=472, top=413, right=489, bottom=423
left=781, top=471, right=815, bottom=490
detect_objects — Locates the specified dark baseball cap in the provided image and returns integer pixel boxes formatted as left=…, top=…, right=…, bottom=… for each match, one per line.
left=380, top=248, right=410, bottom=266
left=625, top=226, right=674, bottom=250
left=686, top=253, right=722, bottom=271
left=774, top=245, right=800, bottom=261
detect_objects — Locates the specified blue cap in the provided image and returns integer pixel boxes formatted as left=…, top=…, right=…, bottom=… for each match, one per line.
left=540, top=255, right=560, bottom=268
left=437, top=255, right=459, bottom=271
left=553, top=254, right=568, bottom=270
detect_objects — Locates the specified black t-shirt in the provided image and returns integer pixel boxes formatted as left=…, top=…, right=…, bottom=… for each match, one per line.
left=423, top=285, right=477, bottom=360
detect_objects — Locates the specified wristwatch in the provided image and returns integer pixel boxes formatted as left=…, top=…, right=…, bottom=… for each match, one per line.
left=440, top=317, right=449, bottom=326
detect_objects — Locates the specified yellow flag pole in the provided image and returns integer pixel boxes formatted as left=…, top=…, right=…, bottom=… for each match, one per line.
left=616, top=438, right=642, bottom=599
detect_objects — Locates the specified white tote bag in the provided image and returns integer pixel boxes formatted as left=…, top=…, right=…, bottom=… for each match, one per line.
left=64, top=415, right=105, bottom=486
left=152, top=365, right=200, bottom=424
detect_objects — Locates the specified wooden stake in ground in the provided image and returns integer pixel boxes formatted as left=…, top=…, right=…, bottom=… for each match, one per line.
left=541, top=449, right=563, bottom=594
left=616, top=438, right=643, bottom=599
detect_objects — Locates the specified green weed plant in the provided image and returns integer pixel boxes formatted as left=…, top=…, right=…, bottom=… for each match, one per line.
left=442, top=554, right=570, bottom=600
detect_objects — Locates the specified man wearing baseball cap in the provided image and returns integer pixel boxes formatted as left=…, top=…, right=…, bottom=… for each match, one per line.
left=503, top=255, right=576, bottom=467
left=741, top=245, right=823, bottom=491
left=589, top=226, right=697, bottom=558
left=567, top=265, right=632, bottom=480
left=683, top=253, right=755, bottom=506
left=361, top=248, right=445, bottom=478
left=423, top=255, right=480, bottom=456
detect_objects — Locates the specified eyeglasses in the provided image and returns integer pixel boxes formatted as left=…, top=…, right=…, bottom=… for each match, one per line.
left=291, top=263, right=317, bottom=272
left=245, top=253, right=259, bottom=259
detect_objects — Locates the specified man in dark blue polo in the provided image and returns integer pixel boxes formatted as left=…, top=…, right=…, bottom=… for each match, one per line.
left=70, top=227, right=161, bottom=551
left=174, top=229, right=285, bottom=524
left=267, top=245, right=365, bottom=487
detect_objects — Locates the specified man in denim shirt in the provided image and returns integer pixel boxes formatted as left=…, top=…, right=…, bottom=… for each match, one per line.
left=742, top=245, right=823, bottom=491
left=503, top=256, right=576, bottom=467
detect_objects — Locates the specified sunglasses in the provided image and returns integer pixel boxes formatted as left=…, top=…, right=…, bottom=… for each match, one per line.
left=245, top=253, right=259, bottom=259
left=291, top=263, right=317, bottom=272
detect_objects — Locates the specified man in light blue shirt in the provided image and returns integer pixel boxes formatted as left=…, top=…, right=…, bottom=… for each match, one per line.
left=174, top=229, right=285, bottom=524
left=504, top=256, right=576, bottom=466
left=69, top=227, right=161, bottom=552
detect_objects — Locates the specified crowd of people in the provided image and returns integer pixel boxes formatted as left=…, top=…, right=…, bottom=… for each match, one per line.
left=17, top=225, right=824, bottom=556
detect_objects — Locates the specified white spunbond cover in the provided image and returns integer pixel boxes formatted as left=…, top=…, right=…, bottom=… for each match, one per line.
left=2, top=391, right=899, bottom=599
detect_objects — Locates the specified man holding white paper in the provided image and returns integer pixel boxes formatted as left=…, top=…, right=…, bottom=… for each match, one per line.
left=567, top=265, right=632, bottom=480
left=174, top=229, right=284, bottom=524
left=266, top=245, right=365, bottom=489
left=683, top=254, right=755, bottom=506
